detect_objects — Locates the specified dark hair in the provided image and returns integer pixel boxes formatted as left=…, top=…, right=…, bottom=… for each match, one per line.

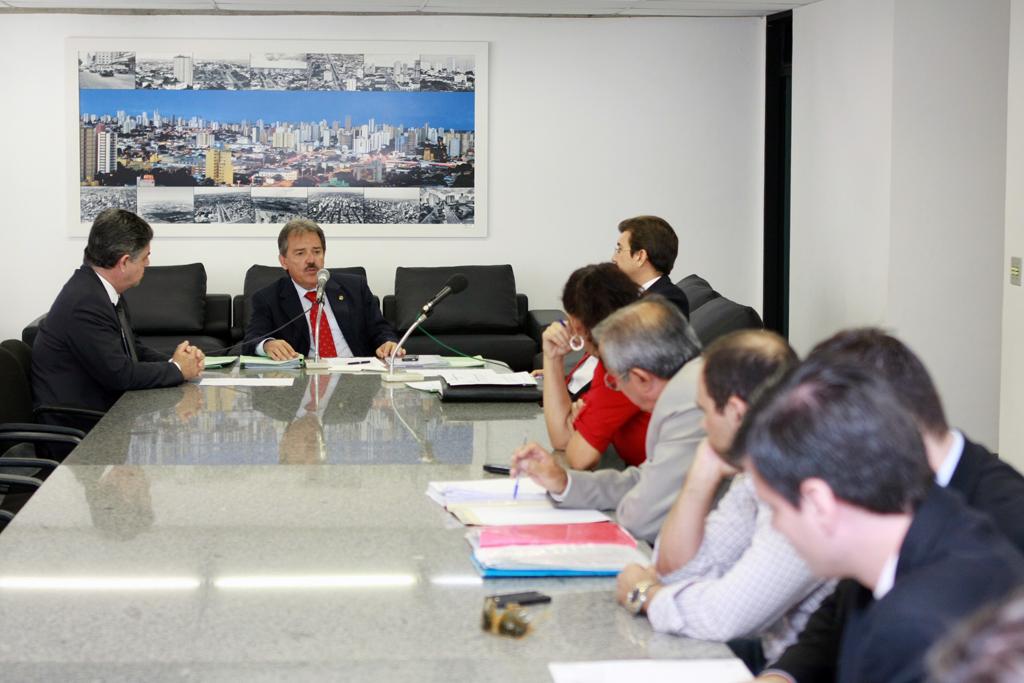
left=808, top=327, right=948, bottom=436
left=278, top=218, right=326, bottom=256
left=927, top=589, right=1024, bottom=683
left=83, top=208, right=153, bottom=268
left=733, top=357, right=933, bottom=514
left=702, top=329, right=798, bottom=411
left=618, top=215, right=679, bottom=275
left=593, top=297, right=702, bottom=380
left=561, top=263, right=641, bottom=333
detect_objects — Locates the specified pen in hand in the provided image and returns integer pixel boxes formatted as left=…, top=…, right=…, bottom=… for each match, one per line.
left=513, top=436, right=527, bottom=500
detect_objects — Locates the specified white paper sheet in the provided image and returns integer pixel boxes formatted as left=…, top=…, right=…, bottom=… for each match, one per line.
left=406, top=381, right=443, bottom=393
left=321, top=357, right=388, bottom=373
left=426, top=478, right=548, bottom=506
left=548, top=659, right=750, bottom=683
left=435, top=370, right=537, bottom=386
left=447, top=500, right=608, bottom=526
left=197, top=378, right=294, bottom=387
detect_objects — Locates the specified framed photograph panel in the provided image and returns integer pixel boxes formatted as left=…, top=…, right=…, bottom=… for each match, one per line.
left=67, top=38, right=487, bottom=238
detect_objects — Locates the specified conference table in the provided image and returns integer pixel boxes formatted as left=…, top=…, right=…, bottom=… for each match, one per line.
left=0, top=367, right=731, bottom=680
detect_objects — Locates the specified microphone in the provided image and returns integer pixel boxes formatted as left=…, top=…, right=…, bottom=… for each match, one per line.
left=315, top=268, right=330, bottom=302
left=421, top=274, right=468, bottom=317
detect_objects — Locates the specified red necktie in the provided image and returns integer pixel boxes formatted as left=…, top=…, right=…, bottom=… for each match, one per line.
left=304, top=291, right=337, bottom=358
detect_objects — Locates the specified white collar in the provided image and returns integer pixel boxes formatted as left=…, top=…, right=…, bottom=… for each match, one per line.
left=292, top=278, right=317, bottom=299
left=934, top=429, right=965, bottom=487
left=94, top=269, right=120, bottom=306
left=640, top=275, right=661, bottom=291
left=873, top=552, right=899, bottom=600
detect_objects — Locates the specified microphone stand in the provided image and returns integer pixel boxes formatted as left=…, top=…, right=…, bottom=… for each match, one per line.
left=383, top=310, right=430, bottom=383
left=305, top=288, right=331, bottom=371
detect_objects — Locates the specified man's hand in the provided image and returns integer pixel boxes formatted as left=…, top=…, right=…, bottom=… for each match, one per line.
left=541, top=322, right=573, bottom=360
left=376, top=341, right=405, bottom=360
left=615, top=564, right=659, bottom=609
left=172, top=341, right=203, bottom=380
left=264, top=339, right=301, bottom=361
left=510, top=442, right=569, bottom=495
left=692, top=437, right=742, bottom=481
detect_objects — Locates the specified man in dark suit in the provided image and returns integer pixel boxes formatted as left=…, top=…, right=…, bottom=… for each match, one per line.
left=31, top=209, right=203, bottom=424
left=612, top=215, right=690, bottom=317
left=244, top=219, right=399, bottom=360
left=757, top=328, right=1024, bottom=683
left=740, top=356, right=1024, bottom=683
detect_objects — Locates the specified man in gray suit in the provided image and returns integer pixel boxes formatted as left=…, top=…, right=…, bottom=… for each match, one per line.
left=511, top=297, right=704, bottom=543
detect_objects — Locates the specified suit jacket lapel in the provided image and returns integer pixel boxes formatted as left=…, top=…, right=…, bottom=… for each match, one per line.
left=278, top=278, right=311, bottom=355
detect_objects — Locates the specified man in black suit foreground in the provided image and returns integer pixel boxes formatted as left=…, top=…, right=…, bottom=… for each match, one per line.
left=244, top=219, right=399, bottom=360
left=740, top=358, right=1023, bottom=683
left=758, top=329, right=1024, bottom=683
left=32, top=209, right=203, bottom=425
left=612, top=215, right=690, bottom=317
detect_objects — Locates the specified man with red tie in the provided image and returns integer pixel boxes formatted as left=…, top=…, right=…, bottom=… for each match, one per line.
left=245, top=219, right=400, bottom=361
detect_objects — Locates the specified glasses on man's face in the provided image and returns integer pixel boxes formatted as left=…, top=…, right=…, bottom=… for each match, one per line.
left=604, top=369, right=631, bottom=392
left=482, top=597, right=530, bottom=638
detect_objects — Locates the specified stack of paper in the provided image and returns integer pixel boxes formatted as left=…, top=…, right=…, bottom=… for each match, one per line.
left=434, top=370, right=537, bottom=386
left=426, top=478, right=548, bottom=506
left=202, top=356, right=238, bottom=369
left=238, top=355, right=303, bottom=369
left=466, top=521, right=647, bottom=577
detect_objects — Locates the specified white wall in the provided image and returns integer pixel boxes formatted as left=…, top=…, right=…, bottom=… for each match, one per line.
left=1001, top=0, right=1024, bottom=466
left=0, top=14, right=765, bottom=342
left=792, top=0, right=1011, bottom=448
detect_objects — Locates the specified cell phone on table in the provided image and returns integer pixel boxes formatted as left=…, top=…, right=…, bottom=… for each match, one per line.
left=483, top=464, right=511, bottom=476
left=401, top=355, right=419, bottom=362
left=489, top=591, right=552, bottom=608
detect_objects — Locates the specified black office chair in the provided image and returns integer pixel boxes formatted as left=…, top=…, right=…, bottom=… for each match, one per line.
left=0, top=342, right=95, bottom=461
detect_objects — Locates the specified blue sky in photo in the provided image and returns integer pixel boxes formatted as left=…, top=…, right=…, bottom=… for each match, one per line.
left=79, top=90, right=474, bottom=130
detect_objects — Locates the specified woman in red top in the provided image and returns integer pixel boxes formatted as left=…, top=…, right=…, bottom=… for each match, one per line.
left=542, top=263, right=650, bottom=470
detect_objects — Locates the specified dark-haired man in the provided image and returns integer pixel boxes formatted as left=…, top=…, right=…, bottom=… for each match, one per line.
left=32, top=208, right=203, bottom=422
left=614, top=330, right=829, bottom=668
left=759, top=328, right=1024, bottom=683
left=612, top=215, right=690, bottom=317
left=512, top=297, right=703, bottom=543
left=244, top=218, right=399, bottom=360
left=742, top=358, right=1023, bottom=683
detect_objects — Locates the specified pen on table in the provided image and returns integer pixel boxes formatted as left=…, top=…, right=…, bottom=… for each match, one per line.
left=344, top=360, right=371, bottom=365
left=513, top=437, right=527, bottom=500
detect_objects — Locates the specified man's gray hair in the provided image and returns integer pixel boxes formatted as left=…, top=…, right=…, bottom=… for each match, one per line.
left=277, top=218, right=325, bottom=256
left=592, top=296, right=702, bottom=379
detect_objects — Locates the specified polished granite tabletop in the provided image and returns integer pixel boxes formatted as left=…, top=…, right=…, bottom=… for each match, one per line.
left=0, top=369, right=732, bottom=681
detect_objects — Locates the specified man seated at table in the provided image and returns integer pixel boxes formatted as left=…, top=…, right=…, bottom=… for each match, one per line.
left=244, top=219, right=400, bottom=361
left=614, top=329, right=830, bottom=672
left=32, top=208, right=203, bottom=427
left=758, top=328, right=1024, bottom=683
left=511, top=297, right=703, bottom=543
left=742, top=358, right=1024, bottom=683
left=612, top=215, right=690, bottom=317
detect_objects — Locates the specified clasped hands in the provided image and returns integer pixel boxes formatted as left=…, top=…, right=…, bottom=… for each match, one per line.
left=172, top=340, right=205, bottom=380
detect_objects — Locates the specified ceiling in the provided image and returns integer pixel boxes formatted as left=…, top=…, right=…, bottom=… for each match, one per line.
left=0, top=0, right=819, bottom=17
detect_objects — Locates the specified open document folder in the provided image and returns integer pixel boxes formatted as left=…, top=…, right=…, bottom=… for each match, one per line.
left=466, top=521, right=647, bottom=577
left=426, top=479, right=608, bottom=526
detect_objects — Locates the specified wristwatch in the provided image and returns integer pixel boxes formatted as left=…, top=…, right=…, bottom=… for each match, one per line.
left=625, top=580, right=655, bottom=615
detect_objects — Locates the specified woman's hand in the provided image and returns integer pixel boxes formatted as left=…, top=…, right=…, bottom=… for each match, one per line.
left=542, top=322, right=573, bottom=360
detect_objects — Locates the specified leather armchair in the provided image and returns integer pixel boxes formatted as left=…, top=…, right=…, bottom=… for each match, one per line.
left=676, top=274, right=764, bottom=345
left=382, top=265, right=541, bottom=372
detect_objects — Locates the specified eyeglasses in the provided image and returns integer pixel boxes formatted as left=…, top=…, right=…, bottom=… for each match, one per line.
left=482, top=597, right=530, bottom=638
left=604, top=369, right=632, bottom=392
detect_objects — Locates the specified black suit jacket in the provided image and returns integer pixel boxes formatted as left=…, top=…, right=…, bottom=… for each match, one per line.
left=31, top=265, right=183, bottom=415
left=835, top=486, right=1023, bottom=683
left=243, top=273, right=397, bottom=357
left=770, top=436, right=1024, bottom=682
left=645, top=275, right=690, bottom=318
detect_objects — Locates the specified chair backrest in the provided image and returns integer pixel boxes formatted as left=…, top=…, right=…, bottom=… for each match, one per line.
left=676, top=274, right=721, bottom=313
left=238, top=265, right=370, bottom=335
left=0, top=346, right=34, bottom=424
left=392, top=265, right=521, bottom=332
left=122, top=263, right=208, bottom=334
left=1, top=339, right=32, bottom=385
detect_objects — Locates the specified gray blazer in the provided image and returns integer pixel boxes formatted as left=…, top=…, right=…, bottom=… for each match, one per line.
left=555, top=357, right=705, bottom=543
